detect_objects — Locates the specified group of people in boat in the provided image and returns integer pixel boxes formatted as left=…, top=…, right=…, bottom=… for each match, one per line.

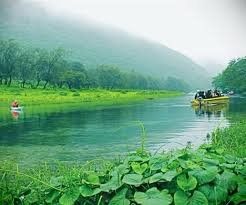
left=194, top=89, right=222, bottom=100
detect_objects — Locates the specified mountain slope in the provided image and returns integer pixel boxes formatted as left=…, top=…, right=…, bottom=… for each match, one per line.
left=0, top=0, right=210, bottom=89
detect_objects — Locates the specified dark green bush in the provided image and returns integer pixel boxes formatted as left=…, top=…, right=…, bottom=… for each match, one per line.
left=72, top=92, right=80, bottom=97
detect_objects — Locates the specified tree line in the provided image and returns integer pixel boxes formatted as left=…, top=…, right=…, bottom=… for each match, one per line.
left=0, top=39, right=191, bottom=91
left=212, top=57, right=246, bottom=94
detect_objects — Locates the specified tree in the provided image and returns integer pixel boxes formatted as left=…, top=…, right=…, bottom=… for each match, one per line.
left=212, top=57, right=246, bottom=93
left=17, top=48, right=35, bottom=88
left=42, top=48, right=65, bottom=89
left=97, top=65, right=122, bottom=89
left=0, top=39, right=21, bottom=86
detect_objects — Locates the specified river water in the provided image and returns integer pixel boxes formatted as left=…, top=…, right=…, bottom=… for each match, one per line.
left=0, top=95, right=245, bottom=166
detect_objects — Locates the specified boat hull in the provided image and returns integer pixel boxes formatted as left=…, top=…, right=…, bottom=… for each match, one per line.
left=191, top=96, right=229, bottom=106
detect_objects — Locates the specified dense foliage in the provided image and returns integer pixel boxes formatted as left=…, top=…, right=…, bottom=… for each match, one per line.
left=0, top=39, right=190, bottom=92
left=212, top=121, right=246, bottom=158
left=212, top=57, right=246, bottom=94
left=0, top=144, right=245, bottom=205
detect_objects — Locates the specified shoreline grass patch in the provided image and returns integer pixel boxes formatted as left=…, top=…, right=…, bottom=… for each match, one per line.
left=0, top=86, right=182, bottom=107
left=211, top=121, right=246, bottom=158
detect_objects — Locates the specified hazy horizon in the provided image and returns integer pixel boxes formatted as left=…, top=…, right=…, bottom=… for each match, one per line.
left=24, top=0, right=246, bottom=68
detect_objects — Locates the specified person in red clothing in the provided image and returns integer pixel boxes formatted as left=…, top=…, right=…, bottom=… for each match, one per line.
left=11, top=100, right=19, bottom=107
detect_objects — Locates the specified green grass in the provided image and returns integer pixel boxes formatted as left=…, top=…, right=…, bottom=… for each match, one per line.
left=0, top=144, right=245, bottom=205
left=211, top=121, right=246, bottom=158
left=0, top=86, right=182, bottom=107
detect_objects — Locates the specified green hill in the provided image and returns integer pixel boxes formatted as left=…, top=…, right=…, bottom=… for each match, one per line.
left=0, top=0, right=210, bottom=89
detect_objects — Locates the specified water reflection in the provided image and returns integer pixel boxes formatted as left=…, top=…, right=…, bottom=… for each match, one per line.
left=11, top=109, right=24, bottom=120
left=192, top=103, right=229, bottom=119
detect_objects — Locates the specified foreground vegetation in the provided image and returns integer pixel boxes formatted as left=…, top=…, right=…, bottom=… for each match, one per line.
left=1, top=122, right=246, bottom=205
left=0, top=145, right=245, bottom=205
left=212, top=121, right=246, bottom=158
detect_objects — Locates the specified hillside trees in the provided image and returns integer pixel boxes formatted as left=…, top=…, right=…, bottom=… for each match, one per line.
left=164, top=76, right=191, bottom=92
left=0, top=39, right=21, bottom=86
left=0, top=39, right=191, bottom=91
left=17, top=48, right=36, bottom=88
left=213, top=57, right=246, bottom=93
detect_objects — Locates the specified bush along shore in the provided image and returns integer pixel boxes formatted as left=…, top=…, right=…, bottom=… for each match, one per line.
left=1, top=140, right=246, bottom=205
left=212, top=120, right=246, bottom=158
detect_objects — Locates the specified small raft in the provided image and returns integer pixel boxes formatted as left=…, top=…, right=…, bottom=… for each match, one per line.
left=10, top=107, right=23, bottom=112
left=191, top=96, right=229, bottom=106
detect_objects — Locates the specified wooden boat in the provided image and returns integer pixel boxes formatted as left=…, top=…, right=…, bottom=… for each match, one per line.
left=191, top=96, right=229, bottom=106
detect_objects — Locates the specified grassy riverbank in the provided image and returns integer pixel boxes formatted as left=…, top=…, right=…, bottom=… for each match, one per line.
left=0, top=86, right=182, bottom=107
left=212, top=120, right=246, bottom=158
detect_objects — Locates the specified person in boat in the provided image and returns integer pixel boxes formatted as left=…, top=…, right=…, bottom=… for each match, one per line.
left=11, top=100, right=19, bottom=108
left=195, top=90, right=205, bottom=99
left=205, top=89, right=213, bottom=98
left=214, top=89, right=221, bottom=97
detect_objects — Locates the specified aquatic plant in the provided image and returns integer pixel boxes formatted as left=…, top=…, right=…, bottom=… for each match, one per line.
left=212, top=121, right=246, bottom=158
left=0, top=144, right=245, bottom=205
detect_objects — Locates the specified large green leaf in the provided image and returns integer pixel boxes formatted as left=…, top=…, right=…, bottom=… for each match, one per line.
left=131, top=162, right=148, bottom=175
left=198, top=184, right=227, bottom=204
left=178, top=159, right=200, bottom=170
left=231, top=184, right=246, bottom=204
left=188, top=191, right=208, bottom=205
left=109, top=188, right=130, bottom=205
left=215, top=170, right=238, bottom=192
left=127, top=155, right=144, bottom=162
left=45, top=190, right=60, bottom=204
left=174, top=190, right=189, bottom=205
left=100, top=174, right=123, bottom=192
left=79, top=184, right=101, bottom=197
left=162, top=169, right=180, bottom=182
left=177, top=174, right=197, bottom=191
left=149, top=155, right=167, bottom=171
left=50, top=176, right=63, bottom=187
left=59, top=187, right=80, bottom=205
left=203, top=158, right=219, bottom=166
left=122, top=174, right=143, bottom=186
left=189, top=167, right=217, bottom=185
left=237, top=165, right=246, bottom=176
left=85, top=173, right=100, bottom=185
left=115, top=164, right=130, bottom=175
left=148, top=173, right=165, bottom=183
left=134, top=187, right=172, bottom=205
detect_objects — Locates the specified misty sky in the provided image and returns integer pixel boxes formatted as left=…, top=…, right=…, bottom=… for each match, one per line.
left=29, top=0, right=246, bottom=66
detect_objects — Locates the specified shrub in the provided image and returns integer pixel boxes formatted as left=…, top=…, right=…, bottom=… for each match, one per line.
left=72, top=92, right=80, bottom=97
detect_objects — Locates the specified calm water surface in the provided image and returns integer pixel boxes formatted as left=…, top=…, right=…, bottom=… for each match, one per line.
left=0, top=95, right=245, bottom=166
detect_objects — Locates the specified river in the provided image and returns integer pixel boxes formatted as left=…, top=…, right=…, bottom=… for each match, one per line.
left=0, top=95, right=245, bottom=166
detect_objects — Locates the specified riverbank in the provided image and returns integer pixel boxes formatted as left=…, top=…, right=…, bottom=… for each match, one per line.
left=0, top=86, right=182, bottom=107
left=0, top=122, right=246, bottom=205
left=212, top=120, right=246, bottom=158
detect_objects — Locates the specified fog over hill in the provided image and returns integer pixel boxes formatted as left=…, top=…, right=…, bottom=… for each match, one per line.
left=0, top=0, right=211, bottom=89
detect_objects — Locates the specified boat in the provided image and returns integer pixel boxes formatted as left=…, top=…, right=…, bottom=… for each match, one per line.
left=10, top=107, right=23, bottom=112
left=191, top=96, right=229, bottom=106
